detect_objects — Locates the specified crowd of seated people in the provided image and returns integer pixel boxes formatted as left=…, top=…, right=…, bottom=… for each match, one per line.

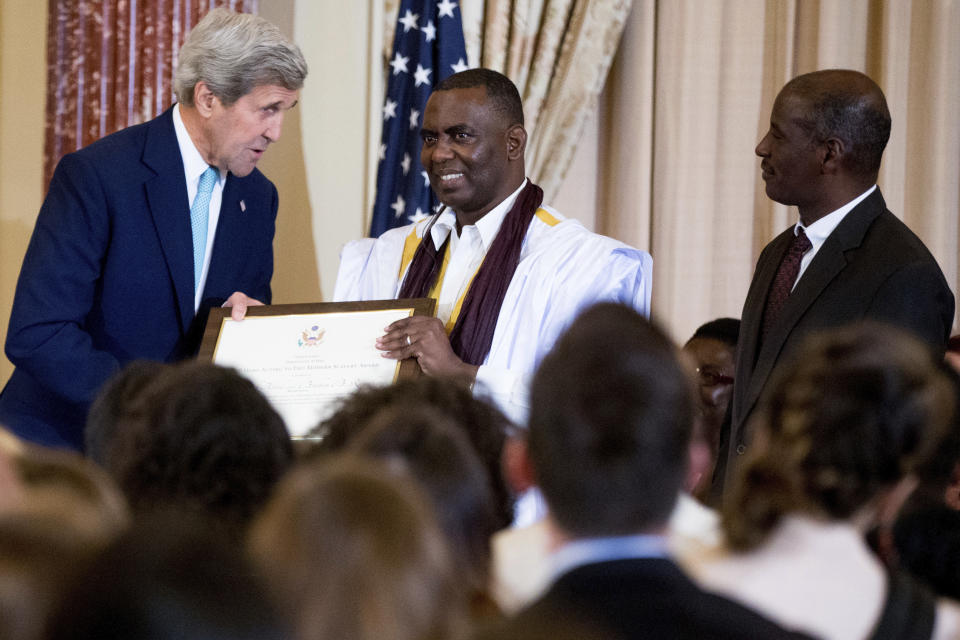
left=2, top=304, right=960, bottom=639
left=687, top=324, right=960, bottom=639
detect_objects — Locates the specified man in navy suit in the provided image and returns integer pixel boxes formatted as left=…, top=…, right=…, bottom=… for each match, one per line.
left=715, top=70, right=953, bottom=492
left=479, top=303, right=811, bottom=639
left=0, top=9, right=307, bottom=449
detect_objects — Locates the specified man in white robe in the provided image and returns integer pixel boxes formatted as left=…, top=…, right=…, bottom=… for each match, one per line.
left=334, top=68, right=650, bottom=423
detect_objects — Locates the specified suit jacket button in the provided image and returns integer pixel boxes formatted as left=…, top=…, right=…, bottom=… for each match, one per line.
left=736, top=444, right=747, bottom=455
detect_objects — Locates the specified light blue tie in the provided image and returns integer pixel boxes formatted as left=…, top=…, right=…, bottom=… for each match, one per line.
left=190, top=166, right=218, bottom=293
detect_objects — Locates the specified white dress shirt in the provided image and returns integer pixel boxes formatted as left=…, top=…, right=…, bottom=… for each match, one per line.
left=427, top=181, right=524, bottom=325
left=792, top=184, right=876, bottom=289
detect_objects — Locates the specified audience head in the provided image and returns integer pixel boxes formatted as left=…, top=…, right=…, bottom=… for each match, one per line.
left=529, top=302, right=695, bottom=538
left=347, top=404, right=500, bottom=602
left=309, top=376, right=515, bottom=530
left=174, top=8, right=307, bottom=108
left=904, top=364, right=960, bottom=510
left=877, top=368, right=960, bottom=596
left=723, top=323, right=954, bottom=551
left=249, top=456, right=467, bottom=640
left=85, top=360, right=168, bottom=466
left=0, top=514, right=109, bottom=640
left=48, top=513, right=290, bottom=640
left=0, top=431, right=127, bottom=640
left=683, top=318, right=739, bottom=498
left=103, top=361, right=293, bottom=539
left=0, top=430, right=128, bottom=542
left=14, top=450, right=128, bottom=538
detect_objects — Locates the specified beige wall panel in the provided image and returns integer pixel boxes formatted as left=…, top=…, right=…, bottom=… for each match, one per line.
left=0, top=0, right=47, bottom=382
left=258, top=0, right=320, bottom=304
left=263, top=0, right=379, bottom=302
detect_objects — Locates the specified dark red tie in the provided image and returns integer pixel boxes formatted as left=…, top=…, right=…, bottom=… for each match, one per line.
left=762, top=228, right=812, bottom=338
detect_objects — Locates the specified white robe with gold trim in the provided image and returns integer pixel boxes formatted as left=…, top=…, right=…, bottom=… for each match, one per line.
left=333, top=205, right=652, bottom=424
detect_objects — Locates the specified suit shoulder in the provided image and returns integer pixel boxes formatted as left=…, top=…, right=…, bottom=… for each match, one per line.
left=71, top=116, right=156, bottom=164
left=531, top=209, right=644, bottom=257
left=866, top=210, right=939, bottom=259
left=484, top=560, right=811, bottom=640
left=758, top=227, right=796, bottom=257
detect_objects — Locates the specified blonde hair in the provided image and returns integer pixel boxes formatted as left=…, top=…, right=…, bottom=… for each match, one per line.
left=0, top=428, right=128, bottom=541
left=249, top=456, right=469, bottom=640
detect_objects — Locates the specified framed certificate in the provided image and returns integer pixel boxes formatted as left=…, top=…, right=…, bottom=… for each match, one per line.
left=198, top=299, right=436, bottom=438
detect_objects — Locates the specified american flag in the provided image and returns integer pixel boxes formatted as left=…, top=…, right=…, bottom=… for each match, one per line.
left=369, top=0, right=469, bottom=238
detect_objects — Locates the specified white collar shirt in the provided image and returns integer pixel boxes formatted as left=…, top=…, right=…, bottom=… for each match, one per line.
left=792, top=184, right=876, bottom=290
left=550, top=533, right=670, bottom=582
left=173, top=103, right=227, bottom=311
left=428, top=180, right=527, bottom=324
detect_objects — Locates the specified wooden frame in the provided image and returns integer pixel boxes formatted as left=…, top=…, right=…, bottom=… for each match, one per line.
left=198, top=298, right=436, bottom=437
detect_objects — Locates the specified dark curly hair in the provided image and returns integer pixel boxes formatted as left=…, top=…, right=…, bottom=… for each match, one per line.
left=305, top=376, right=516, bottom=530
left=104, top=361, right=293, bottom=539
left=723, top=323, right=954, bottom=551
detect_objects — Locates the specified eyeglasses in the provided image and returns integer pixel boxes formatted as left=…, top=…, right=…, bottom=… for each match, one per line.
left=696, top=367, right=734, bottom=386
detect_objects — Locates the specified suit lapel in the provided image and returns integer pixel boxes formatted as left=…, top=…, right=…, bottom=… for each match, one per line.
left=743, top=242, right=847, bottom=416
left=740, top=189, right=887, bottom=422
left=142, top=107, right=195, bottom=332
left=204, top=177, right=245, bottom=298
left=732, top=230, right=791, bottom=428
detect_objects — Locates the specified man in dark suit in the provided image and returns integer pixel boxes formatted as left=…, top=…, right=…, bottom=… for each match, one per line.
left=0, top=9, right=307, bottom=450
left=480, top=303, right=812, bottom=639
left=716, top=69, right=954, bottom=491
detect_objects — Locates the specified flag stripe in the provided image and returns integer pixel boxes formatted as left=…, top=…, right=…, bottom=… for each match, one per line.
left=370, top=0, right=468, bottom=238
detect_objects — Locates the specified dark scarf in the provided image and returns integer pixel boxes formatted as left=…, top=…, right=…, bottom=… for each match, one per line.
left=398, top=181, right=544, bottom=365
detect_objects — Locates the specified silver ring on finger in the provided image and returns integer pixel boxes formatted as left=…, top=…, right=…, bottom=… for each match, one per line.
left=406, top=334, right=412, bottom=346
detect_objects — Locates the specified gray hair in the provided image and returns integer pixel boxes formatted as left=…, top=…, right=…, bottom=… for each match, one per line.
left=175, top=8, right=308, bottom=107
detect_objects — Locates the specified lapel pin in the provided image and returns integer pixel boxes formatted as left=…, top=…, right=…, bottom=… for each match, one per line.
left=240, top=199, right=246, bottom=212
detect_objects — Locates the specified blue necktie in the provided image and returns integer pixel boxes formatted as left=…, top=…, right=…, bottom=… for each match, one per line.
left=191, top=166, right=218, bottom=293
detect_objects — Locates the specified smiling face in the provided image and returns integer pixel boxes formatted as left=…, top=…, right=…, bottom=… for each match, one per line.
left=420, top=86, right=525, bottom=227
left=755, top=91, right=825, bottom=212
left=202, top=83, right=299, bottom=177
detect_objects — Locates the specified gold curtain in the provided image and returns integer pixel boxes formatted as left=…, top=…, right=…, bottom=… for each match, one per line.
left=382, top=0, right=634, bottom=201
left=598, top=0, right=960, bottom=342
left=44, top=0, right=258, bottom=187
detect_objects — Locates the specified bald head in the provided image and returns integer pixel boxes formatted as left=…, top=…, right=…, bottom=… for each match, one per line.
left=780, top=69, right=891, bottom=180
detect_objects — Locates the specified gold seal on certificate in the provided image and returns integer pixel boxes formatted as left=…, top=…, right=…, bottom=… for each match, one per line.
left=198, top=299, right=435, bottom=438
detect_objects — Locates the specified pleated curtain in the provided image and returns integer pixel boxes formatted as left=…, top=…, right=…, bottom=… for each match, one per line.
left=44, top=0, right=259, bottom=187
